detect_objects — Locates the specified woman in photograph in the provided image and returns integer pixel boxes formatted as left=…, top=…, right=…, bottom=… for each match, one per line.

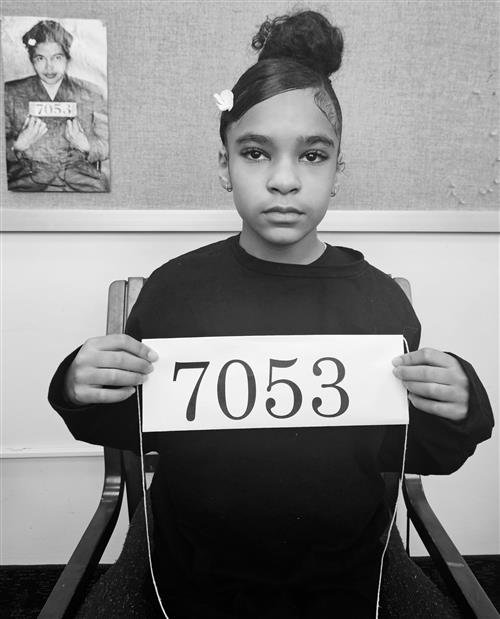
left=4, top=19, right=109, bottom=192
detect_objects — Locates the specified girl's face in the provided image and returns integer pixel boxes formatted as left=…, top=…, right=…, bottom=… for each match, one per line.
left=220, top=88, right=339, bottom=264
left=31, top=41, right=68, bottom=85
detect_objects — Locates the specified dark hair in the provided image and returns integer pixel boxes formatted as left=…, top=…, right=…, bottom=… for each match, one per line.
left=22, top=20, right=73, bottom=61
left=219, top=10, right=344, bottom=147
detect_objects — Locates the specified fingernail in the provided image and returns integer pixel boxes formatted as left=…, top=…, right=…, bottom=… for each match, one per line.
left=392, top=356, right=403, bottom=366
left=392, top=367, right=401, bottom=377
left=141, top=374, right=149, bottom=383
left=147, top=350, right=158, bottom=362
left=147, top=363, right=155, bottom=373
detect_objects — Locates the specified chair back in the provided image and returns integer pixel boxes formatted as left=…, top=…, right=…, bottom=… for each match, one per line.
left=106, top=278, right=158, bottom=519
left=107, top=275, right=412, bottom=521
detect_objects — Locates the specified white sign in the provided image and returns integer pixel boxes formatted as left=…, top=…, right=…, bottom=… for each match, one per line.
left=29, top=101, right=77, bottom=117
left=142, top=335, right=408, bottom=432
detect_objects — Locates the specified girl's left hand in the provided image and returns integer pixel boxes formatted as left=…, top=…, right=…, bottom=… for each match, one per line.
left=65, top=118, right=90, bottom=153
left=392, top=348, right=469, bottom=421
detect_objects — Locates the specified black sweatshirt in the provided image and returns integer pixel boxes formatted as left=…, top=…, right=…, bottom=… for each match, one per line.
left=49, top=235, right=494, bottom=617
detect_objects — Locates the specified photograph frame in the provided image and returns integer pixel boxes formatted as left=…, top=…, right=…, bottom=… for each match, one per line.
left=2, top=15, right=110, bottom=196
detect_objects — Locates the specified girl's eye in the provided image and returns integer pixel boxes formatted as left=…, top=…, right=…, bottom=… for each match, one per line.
left=242, top=148, right=268, bottom=161
left=302, top=150, right=328, bottom=163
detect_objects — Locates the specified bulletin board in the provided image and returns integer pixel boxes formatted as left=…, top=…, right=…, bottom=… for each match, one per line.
left=1, top=0, right=498, bottom=231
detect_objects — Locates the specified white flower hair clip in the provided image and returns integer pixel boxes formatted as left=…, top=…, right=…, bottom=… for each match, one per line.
left=213, top=89, right=234, bottom=112
left=28, top=38, right=37, bottom=46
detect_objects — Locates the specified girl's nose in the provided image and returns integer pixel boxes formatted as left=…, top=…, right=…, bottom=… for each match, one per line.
left=267, top=158, right=301, bottom=194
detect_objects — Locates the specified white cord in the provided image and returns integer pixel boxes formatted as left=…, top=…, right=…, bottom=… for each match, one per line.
left=374, top=424, right=409, bottom=618
left=136, top=388, right=170, bottom=618
left=137, top=335, right=410, bottom=619
left=375, top=335, right=411, bottom=618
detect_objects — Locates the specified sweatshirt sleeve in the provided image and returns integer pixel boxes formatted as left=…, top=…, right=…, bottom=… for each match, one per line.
left=379, top=353, right=495, bottom=474
left=47, top=346, right=146, bottom=453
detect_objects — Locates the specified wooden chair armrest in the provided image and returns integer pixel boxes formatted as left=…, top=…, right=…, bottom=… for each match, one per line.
left=38, top=447, right=124, bottom=619
left=403, top=474, right=499, bottom=619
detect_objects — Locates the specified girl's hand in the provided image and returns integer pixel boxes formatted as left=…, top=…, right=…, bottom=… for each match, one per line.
left=392, top=348, right=469, bottom=421
left=65, top=118, right=90, bottom=153
left=64, top=334, right=158, bottom=406
left=13, top=115, right=47, bottom=152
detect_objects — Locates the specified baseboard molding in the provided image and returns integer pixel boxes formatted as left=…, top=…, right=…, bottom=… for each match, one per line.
left=1, top=446, right=103, bottom=459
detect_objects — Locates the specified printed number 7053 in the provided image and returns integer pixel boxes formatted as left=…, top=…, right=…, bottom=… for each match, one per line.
left=173, top=357, right=349, bottom=421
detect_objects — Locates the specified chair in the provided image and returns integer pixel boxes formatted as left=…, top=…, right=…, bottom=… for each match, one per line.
left=39, top=277, right=499, bottom=619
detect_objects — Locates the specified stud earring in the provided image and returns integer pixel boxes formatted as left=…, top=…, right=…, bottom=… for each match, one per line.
left=225, top=183, right=232, bottom=193
left=330, top=183, right=340, bottom=197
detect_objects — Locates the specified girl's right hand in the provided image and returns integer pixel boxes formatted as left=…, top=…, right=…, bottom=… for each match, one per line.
left=13, top=116, right=48, bottom=152
left=63, top=334, right=158, bottom=406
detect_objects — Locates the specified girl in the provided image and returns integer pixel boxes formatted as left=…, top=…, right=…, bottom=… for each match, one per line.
left=5, top=20, right=109, bottom=192
left=49, top=10, right=493, bottom=618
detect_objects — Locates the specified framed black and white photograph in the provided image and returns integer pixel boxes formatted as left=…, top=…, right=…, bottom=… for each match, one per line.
left=2, top=16, right=109, bottom=193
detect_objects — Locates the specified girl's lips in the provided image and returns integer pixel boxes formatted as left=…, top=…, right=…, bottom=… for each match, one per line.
left=264, top=206, right=303, bottom=214
left=263, top=208, right=304, bottom=224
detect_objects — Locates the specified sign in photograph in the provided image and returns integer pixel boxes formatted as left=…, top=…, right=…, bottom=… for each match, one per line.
left=28, top=101, right=77, bottom=117
left=142, top=334, right=408, bottom=432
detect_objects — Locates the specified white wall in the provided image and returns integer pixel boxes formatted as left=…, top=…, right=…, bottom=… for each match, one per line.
left=1, top=230, right=498, bottom=564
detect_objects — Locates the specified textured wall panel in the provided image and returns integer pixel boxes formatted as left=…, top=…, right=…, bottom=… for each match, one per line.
left=1, top=0, right=498, bottom=210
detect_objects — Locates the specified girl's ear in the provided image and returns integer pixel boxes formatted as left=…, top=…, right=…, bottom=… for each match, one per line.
left=218, top=146, right=232, bottom=192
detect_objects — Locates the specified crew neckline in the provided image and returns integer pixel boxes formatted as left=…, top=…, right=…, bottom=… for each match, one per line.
left=228, top=234, right=367, bottom=278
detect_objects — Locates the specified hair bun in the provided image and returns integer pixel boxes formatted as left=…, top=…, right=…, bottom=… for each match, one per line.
left=252, top=10, right=343, bottom=78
